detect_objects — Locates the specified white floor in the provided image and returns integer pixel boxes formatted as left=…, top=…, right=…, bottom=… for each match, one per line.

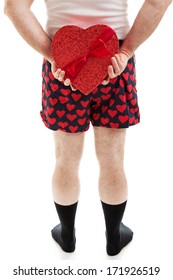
left=1, top=2, right=173, bottom=279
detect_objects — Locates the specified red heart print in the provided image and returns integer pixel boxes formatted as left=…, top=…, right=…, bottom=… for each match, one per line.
left=71, top=93, right=82, bottom=101
left=80, top=100, right=89, bottom=108
left=93, top=113, right=100, bottom=121
left=108, top=109, right=117, bottom=118
left=47, top=107, right=54, bottom=115
left=50, top=83, right=58, bottom=92
left=131, top=99, right=137, bottom=106
left=118, top=115, right=128, bottom=123
left=128, top=63, right=133, bottom=71
left=67, top=114, right=77, bottom=121
left=42, top=100, right=47, bottom=107
left=44, top=76, right=49, bottom=83
left=101, top=94, right=111, bottom=100
left=60, top=89, right=71, bottom=96
left=116, top=104, right=126, bottom=113
left=119, top=95, right=126, bottom=103
left=56, top=110, right=65, bottom=118
left=48, top=117, right=56, bottom=125
left=49, top=98, right=58, bottom=106
left=43, top=109, right=47, bottom=116
left=52, top=25, right=119, bottom=95
left=130, top=74, right=135, bottom=82
left=122, top=72, right=129, bottom=81
left=69, top=126, right=78, bottom=133
left=76, top=109, right=85, bottom=117
left=45, top=89, right=51, bottom=97
left=110, top=122, right=119, bottom=128
left=78, top=118, right=87, bottom=125
left=130, top=107, right=138, bottom=114
left=126, top=93, right=133, bottom=100
left=129, top=117, right=135, bottom=124
left=101, top=87, right=111, bottom=94
left=59, top=96, right=69, bottom=104
left=66, top=104, right=75, bottom=111
left=119, top=79, right=125, bottom=88
left=134, top=119, right=138, bottom=125
left=101, top=117, right=109, bottom=125
left=49, top=72, right=55, bottom=81
left=109, top=99, right=115, bottom=107
left=58, top=121, right=68, bottom=128
left=127, top=84, right=133, bottom=92
left=101, top=106, right=108, bottom=113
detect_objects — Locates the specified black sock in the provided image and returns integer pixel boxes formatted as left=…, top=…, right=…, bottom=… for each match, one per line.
left=51, top=201, right=78, bottom=253
left=101, top=200, right=133, bottom=256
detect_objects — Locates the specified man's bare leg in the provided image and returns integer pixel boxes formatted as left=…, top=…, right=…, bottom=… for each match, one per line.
left=94, top=127, right=127, bottom=204
left=94, top=127, right=133, bottom=255
left=52, top=130, right=85, bottom=205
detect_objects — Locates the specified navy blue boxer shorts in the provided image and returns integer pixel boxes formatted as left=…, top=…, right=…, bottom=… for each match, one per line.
left=40, top=56, right=140, bottom=133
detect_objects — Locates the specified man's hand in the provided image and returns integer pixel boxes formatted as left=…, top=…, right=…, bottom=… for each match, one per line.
left=51, top=59, right=77, bottom=91
left=102, top=52, right=130, bottom=85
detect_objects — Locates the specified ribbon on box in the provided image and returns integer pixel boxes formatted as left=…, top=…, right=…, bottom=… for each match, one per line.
left=62, top=26, right=115, bottom=82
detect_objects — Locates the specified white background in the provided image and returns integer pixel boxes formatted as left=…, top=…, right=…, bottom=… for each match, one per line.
left=0, top=0, right=173, bottom=279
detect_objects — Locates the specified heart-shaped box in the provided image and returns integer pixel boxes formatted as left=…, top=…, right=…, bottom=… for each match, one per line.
left=51, top=24, right=119, bottom=95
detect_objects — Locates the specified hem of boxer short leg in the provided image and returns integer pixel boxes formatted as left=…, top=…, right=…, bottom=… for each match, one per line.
left=91, top=119, right=140, bottom=129
left=40, top=115, right=90, bottom=133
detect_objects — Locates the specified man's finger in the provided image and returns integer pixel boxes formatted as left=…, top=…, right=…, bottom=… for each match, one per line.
left=64, top=78, right=71, bottom=86
left=70, top=83, right=77, bottom=91
left=51, top=63, right=57, bottom=74
left=114, top=54, right=125, bottom=69
left=111, top=56, right=124, bottom=76
left=108, top=65, right=116, bottom=79
left=111, top=57, right=120, bottom=72
left=52, top=68, right=61, bottom=79
left=102, top=76, right=110, bottom=85
left=58, top=70, right=65, bottom=81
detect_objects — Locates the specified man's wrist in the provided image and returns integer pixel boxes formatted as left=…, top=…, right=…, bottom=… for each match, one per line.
left=119, top=48, right=133, bottom=59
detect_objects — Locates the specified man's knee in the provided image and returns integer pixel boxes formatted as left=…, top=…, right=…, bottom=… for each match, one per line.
left=95, top=141, right=125, bottom=171
left=99, top=160, right=126, bottom=186
left=94, top=127, right=126, bottom=166
left=53, top=131, right=85, bottom=166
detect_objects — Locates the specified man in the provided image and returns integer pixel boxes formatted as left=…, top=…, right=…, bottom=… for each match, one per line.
left=4, top=0, right=172, bottom=256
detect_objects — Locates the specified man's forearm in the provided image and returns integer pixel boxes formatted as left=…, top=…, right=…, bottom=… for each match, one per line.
left=4, top=1, right=53, bottom=62
left=120, top=0, right=172, bottom=57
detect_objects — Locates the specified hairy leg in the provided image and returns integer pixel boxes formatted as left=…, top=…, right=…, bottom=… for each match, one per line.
left=52, top=130, right=85, bottom=205
left=94, top=127, right=127, bottom=204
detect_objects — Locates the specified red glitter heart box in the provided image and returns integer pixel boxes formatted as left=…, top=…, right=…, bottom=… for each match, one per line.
left=51, top=25, right=119, bottom=95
